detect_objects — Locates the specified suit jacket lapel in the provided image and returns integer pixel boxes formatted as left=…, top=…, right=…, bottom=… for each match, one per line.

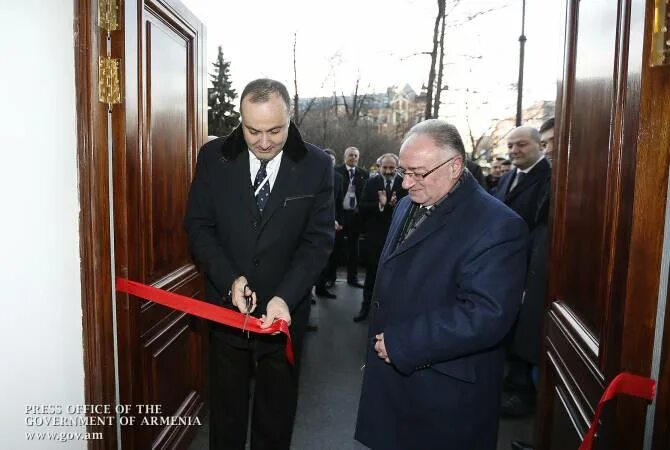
left=504, top=159, right=549, bottom=202
left=384, top=204, right=451, bottom=262
left=382, top=173, right=478, bottom=263
left=380, top=198, right=411, bottom=263
left=259, top=153, right=295, bottom=230
left=231, top=152, right=258, bottom=219
left=496, top=171, right=513, bottom=200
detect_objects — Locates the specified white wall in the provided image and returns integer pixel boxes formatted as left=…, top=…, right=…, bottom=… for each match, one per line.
left=0, top=1, right=86, bottom=448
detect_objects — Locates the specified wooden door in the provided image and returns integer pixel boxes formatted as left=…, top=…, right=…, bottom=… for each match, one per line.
left=112, top=0, right=207, bottom=448
left=537, top=0, right=670, bottom=448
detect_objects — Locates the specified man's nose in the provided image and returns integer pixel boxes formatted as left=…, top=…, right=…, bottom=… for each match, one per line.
left=260, top=134, right=271, bottom=148
left=401, top=176, right=413, bottom=189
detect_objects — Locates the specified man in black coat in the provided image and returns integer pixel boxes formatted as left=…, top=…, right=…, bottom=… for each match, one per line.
left=495, top=125, right=551, bottom=418
left=509, top=118, right=555, bottom=450
left=335, top=147, right=369, bottom=286
left=184, top=79, right=334, bottom=450
left=354, top=153, right=407, bottom=322
left=315, top=148, right=344, bottom=298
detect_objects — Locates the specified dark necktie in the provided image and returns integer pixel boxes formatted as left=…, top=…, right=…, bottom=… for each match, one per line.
left=385, top=178, right=392, bottom=200
left=254, top=160, right=270, bottom=214
left=511, top=170, right=526, bottom=191
left=398, top=203, right=428, bottom=245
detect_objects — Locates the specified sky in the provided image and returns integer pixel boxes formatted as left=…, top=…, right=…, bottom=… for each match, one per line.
left=181, top=0, right=561, bottom=144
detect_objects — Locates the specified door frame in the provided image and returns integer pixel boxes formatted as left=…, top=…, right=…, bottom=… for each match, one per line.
left=75, top=0, right=120, bottom=447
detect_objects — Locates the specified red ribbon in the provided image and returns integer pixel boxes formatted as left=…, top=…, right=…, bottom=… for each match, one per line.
left=115, top=277, right=294, bottom=365
left=579, top=372, right=655, bottom=450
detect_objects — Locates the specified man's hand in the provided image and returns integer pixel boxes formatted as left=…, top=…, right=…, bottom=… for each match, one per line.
left=374, top=333, right=391, bottom=364
left=335, top=220, right=343, bottom=232
left=377, top=190, right=387, bottom=208
left=261, top=296, right=291, bottom=331
left=389, top=191, right=398, bottom=207
left=231, top=276, right=256, bottom=314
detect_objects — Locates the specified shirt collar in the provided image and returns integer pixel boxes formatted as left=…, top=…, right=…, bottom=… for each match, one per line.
left=517, top=155, right=545, bottom=174
left=249, top=149, right=283, bottom=169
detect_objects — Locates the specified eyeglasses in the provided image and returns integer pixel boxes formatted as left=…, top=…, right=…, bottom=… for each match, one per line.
left=397, top=155, right=460, bottom=181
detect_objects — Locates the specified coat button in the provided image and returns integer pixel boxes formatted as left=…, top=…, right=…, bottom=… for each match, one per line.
left=253, top=258, right=260, bottom=267
left=252, top=220, right=258, bottom=229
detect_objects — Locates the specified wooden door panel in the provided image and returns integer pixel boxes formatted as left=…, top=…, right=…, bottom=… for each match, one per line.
left=557, top=0, right=618, bottom=342
left=114, top=0, right=206, bottom=448
left=144, top=6, right=193, bottom=282
left=539, top=0, right=669, bottom=447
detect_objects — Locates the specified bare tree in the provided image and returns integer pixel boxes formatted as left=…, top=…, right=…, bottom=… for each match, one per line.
left=425, top=1, right=508, bottom=118
left=432, top=0, right=448, bottom=118
left=341, top=78, right=369, bottom=126
left=293, top=32, right=317, bottom=125
left=424, top=0, right=445, bottom=120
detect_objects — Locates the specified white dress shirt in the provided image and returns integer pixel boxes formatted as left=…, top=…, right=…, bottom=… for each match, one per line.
left=249, top=150, right=283, bottom=192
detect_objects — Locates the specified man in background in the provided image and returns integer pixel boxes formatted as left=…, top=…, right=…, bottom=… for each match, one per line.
left=335, top=147, right=369, bottom=287
left=354, top=153, right=407, bottom=322
left=540, top=117, right=555, bottom=163
left=495, top=125, right=551, bottom=418
left=486, top=157, right=505, bottom=194
left=315, top=148, right=344, bottom=298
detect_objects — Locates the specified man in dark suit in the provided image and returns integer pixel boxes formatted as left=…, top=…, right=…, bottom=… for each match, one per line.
left=486, top=157, right=505, bottom=194
left=495, top=125, right=551, bottom=418
left=354, top=153, right=407, bottom=322
left=315, top=148, right=344, bottom=298
left=355, top=119, right=528, bottom=450
left=335, top=147, right=369, bottom=287
left=184, top=79, right=334, bottom=450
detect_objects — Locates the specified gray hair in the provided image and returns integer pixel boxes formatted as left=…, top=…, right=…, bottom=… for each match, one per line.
left=344, top=147, right=360, bottom=156
left=241, top=78, right=291, bottom=113
left=404, top=119, right=466, bottom=158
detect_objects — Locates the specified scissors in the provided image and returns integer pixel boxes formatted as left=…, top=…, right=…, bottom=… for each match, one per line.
left=241, top=284, right=254, bottom=337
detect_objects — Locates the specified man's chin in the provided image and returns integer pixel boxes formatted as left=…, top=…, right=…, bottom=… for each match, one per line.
left=409, top=192, right=424, bottom=204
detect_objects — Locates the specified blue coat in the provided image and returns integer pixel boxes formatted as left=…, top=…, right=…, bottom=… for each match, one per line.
left=355, top=173, right=528, bottom=450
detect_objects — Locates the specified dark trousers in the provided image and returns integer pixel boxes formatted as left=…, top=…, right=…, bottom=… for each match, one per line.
left=340, top=210, right=361, bottom=282
left=209, top=336, right=298, bottom=450
left=504, top=355, right=535, bottom=393
left=317, top=243, right=339, bottom=288
left=362, top=238, right=384, bottom=309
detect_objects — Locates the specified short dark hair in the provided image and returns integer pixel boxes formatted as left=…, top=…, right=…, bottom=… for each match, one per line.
left=540, top=117, right=555, bottom=134
left=323, top=148, right=336, bottom=158
left=501, top=159, right=512, bottom=166
left=240, top=78, right=291, bottom=113
left=404, top=119, right=466, bottom=158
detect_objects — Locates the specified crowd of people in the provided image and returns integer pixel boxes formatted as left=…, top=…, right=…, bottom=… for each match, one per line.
left=185, top=77, right=555, bottom=450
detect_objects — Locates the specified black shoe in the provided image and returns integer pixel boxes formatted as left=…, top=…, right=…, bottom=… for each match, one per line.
left=510, top=440, right=534, bottom=450
left=348, top=280, right=364, bottom=288
left=353, top=308, right=369, bottom=322
left=315, top=289, right=336, bottom=299
left=500, top=392, right=535, bottom=418
left=325, top=280, right=335, bottom=288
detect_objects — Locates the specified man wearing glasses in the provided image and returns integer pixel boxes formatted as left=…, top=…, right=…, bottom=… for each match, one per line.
left=355, top=119, right=528, bottom=450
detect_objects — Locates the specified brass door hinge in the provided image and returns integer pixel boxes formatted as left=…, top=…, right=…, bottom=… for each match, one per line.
left=99, top=57, right=122, bottom=106
left=98, top=0, right=120, bottom=32
left=650, top=0, right=670, bottom=66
